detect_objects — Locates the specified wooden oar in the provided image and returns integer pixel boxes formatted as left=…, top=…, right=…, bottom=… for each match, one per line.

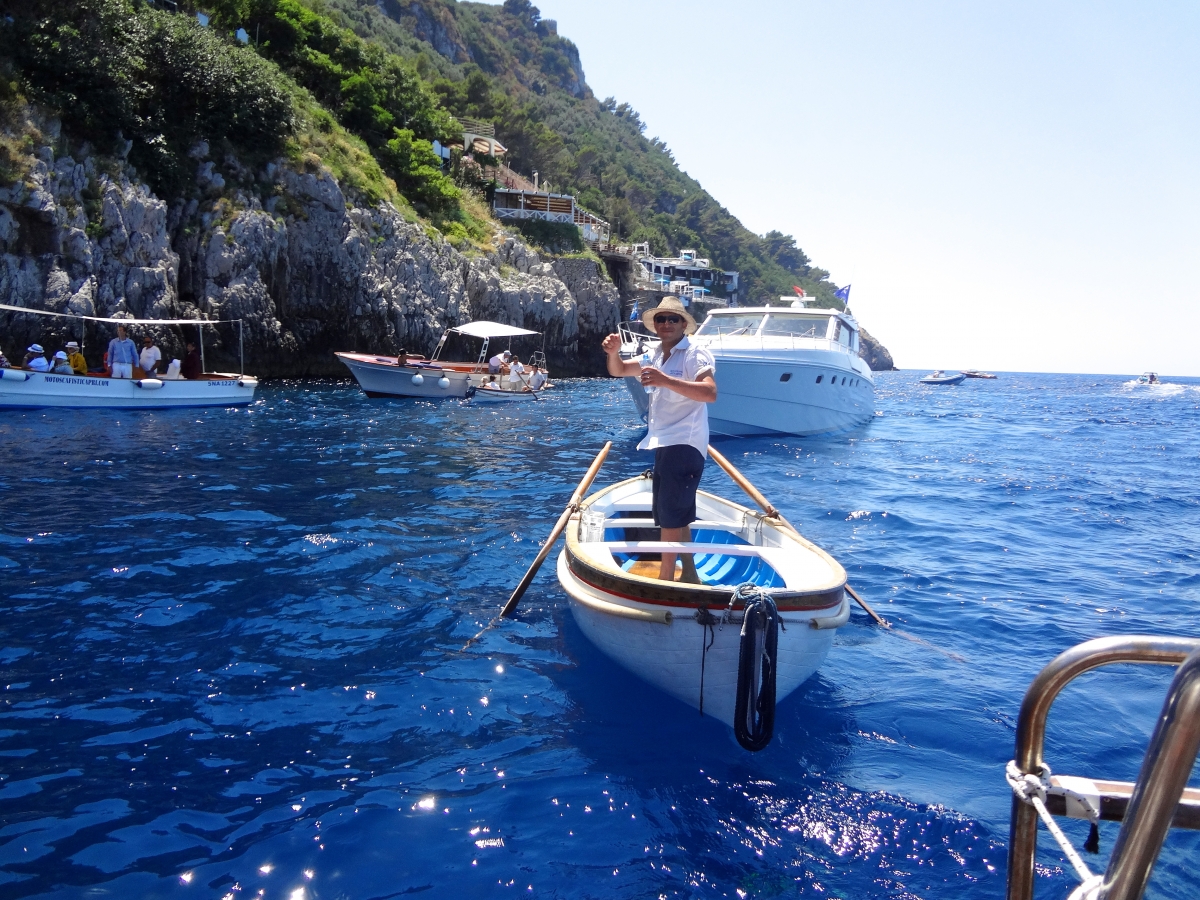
left=706, top=444, right=890, bottom=628
left=500, top=441, right=612, bottom=618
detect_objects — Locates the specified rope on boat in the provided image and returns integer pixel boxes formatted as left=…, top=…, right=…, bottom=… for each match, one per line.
left=733, top=583, right=781, bottom=752
left=1006, top=760, right=1099, bottom=887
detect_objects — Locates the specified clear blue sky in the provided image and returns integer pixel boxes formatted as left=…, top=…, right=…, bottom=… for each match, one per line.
left=534, top=1, right=1199, bottom=375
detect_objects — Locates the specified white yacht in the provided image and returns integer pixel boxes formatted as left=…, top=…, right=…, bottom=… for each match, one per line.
left=620, top=301, right=875, bottom=438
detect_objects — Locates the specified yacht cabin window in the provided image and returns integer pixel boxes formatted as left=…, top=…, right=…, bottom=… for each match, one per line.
left=832, top=320, right=854, bottom=347
left=761, top=313, right=831, bottom=339
left=695, top=314, right=765, bottom=337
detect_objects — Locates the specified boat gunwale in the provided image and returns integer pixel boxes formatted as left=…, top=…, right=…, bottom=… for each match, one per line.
left=564, top=476, right=846, bottom=611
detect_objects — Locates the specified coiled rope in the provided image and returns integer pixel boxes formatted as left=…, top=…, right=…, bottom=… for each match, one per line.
left=732, top=584, right=782, bottom=752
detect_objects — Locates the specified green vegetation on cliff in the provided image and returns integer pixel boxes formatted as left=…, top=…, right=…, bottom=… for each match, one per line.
left=302, top=0, right=850, bottom=307
left=1, top=0, right=851, bottom=307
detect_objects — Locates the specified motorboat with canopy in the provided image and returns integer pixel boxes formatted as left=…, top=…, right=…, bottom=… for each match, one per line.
left=0, top=303, right=257, bottom=409
left=336, top=321, right=547, bottom=399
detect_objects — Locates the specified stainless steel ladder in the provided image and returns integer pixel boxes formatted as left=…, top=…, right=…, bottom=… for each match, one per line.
left=1007, top=635, right=1200, bottom=900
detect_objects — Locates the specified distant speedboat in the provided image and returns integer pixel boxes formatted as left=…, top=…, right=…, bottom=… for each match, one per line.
left=961, top=370, right=997, bottom=379
left=1136, top=372, right=1161, bottom=385
left=920, top=370, right=967, bottom=385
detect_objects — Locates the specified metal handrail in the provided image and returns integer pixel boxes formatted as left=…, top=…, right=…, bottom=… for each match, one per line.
left=1006, top=635, right=1200, bottom=900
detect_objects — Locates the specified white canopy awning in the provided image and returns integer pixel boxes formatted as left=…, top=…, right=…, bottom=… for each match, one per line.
left=0, top=303, right=238, bottom=327
left=449, top=321, right=538, bottom=339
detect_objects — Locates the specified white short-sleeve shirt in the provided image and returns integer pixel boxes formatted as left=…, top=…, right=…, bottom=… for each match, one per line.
left=636, top=335, right=715, bottom=455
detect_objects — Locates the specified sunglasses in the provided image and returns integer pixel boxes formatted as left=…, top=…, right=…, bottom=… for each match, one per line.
left=653, top=315, right=683, bottom=325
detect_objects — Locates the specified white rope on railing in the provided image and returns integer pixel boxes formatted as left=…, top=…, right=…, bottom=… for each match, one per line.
left=1006, top=760, right=1095, bottom=883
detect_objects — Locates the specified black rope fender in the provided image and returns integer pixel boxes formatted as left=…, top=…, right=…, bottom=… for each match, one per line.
left=695, top=606, right=718, bottom=716
left=732, top=584, right=781, bottom=752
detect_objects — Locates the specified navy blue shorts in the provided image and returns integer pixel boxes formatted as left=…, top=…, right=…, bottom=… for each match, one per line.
left=652, top=445, right=705, bottom=529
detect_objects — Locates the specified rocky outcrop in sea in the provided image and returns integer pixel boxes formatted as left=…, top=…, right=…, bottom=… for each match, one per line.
left=0, top=120, right=620, bottom=377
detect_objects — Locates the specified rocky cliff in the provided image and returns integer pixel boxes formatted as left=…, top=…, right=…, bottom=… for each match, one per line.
left=859, top=328, right=895, bottom=371
left=0, top=117, right=620, bottom=378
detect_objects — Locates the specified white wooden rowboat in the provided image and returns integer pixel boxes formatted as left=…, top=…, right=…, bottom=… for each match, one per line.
left=557, top=474, right=848, bottom=745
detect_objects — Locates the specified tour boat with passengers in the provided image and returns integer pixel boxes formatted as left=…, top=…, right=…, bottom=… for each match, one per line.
left=0, top=304, right=257, bottom=409
left=618, top=299, right=875, bottom=437
left=557, top=472, right=849, bottom=749
left=336, top=321, right=547, bottom=399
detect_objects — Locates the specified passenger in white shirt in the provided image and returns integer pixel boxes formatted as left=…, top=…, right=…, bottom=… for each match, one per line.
left=139, top=335, right=162, bottom=375
left=506, top=356, right=526, bottom=390
left=488, top=351, right=510, bottom=374
left=602, top=297, right=716, bottom=581
left=24, top=344, right=50, bottom=372
left=527, top=366, right=548, bottom=391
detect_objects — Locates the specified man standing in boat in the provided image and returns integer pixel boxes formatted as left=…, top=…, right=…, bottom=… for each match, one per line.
left=105, top=324, right=138, bottom=379
left=603, top=297, right=716, bottom=582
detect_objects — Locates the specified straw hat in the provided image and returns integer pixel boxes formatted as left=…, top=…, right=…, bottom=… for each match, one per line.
left=641, top=296, right=697, bottom=334
left=27, top=344, right=44, bottom=353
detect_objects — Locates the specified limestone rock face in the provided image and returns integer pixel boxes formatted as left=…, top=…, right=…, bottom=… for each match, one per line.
left=859, top=327, right=895, bottom=372
left=0, top=133, right=621, bottom=377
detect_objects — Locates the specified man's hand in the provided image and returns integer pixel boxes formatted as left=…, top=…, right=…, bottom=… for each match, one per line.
left=602, top=333, right=640, bottom=377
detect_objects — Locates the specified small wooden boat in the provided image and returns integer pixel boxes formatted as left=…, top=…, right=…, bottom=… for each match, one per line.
left=960, top=369, right=997, bottom=379
left=920, top=370, right=967, bottom=385
left=557, top=474, right=848, bottom=747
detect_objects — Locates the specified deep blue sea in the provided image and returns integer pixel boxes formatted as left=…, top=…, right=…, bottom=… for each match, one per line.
left=1, top=372, right=1199, bottom=900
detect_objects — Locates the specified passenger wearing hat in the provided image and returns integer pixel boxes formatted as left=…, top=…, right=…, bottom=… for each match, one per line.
left=105, top=324, right=138, bottom=378
left=50, top=350, right=73, bottom=374
left=23, top=343, right=50, bottom=372
left=65, top=341, right=87, bottom=375
left=602, top=296, right=717, bottom=582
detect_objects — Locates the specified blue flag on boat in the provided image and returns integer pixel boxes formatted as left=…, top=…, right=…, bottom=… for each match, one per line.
left=628, top=305, right=639, bottom=321
left=835, top=284, right=851, bottom=303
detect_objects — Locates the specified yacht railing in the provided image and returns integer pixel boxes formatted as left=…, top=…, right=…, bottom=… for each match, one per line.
left=1007, top=635, right=1200, bottom=900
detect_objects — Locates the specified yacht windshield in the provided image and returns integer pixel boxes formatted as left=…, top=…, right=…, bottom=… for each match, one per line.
left=695, top=314, right=765, bottom=337
left=761, top=313, right=831, bottom=339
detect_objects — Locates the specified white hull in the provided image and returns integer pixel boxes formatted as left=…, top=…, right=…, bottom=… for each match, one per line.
left=624, top=354, right=873, bottom=437
left=336, top=353, right=478, bottom=399
left=559, top=552, right=840, bottom=727
left=0, top=369, right=256, bottom=409
left=707, top=354, right=873, bottom=437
